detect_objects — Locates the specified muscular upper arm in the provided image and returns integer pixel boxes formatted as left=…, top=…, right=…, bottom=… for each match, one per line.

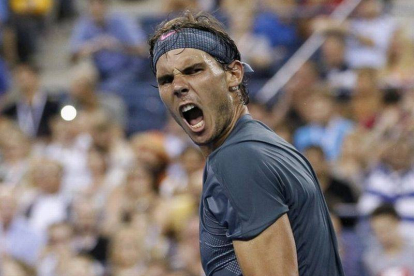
left=233, top=214, right=298, bottom=276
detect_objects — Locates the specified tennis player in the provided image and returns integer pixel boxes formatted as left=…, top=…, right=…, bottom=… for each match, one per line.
left=149, top=11, right=344, bottom=276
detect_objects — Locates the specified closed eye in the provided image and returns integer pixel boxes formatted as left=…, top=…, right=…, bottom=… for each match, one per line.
left=157, top=75, right=174, bottom=86
left=157, top=63, right=205, bottom=85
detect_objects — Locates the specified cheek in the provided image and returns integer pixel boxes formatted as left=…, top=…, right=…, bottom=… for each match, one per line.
left=159, top=88, right=171, bottom=104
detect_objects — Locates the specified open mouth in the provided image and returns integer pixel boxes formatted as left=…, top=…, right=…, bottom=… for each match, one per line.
left=181, top=104, right=205, bottom=131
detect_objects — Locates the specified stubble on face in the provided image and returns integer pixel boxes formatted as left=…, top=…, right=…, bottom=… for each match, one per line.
left=156, top=49, right=237, bottom=152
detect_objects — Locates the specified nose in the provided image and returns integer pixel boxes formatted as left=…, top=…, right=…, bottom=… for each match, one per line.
left=173, top=74, right=189, bottom=98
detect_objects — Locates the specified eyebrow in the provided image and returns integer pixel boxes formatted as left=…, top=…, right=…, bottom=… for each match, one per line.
left=157, top=62, right=205, bottom=84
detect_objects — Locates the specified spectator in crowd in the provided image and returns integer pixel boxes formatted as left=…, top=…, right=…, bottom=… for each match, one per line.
left=273, top=122, right=294, bottom=144
left=378, top=28, right=414, bottom=89
left=313, top=0, right=399, bottom=69
left=8, top=0, right=53, bottom=62
left=253, top=0, right=301, bottom=69
left=161, top=146, right=204, bottom=197
left=304, top=145, right=358, bottom=226
left=64, top=64, right=127, bottom=128
left=221, top=0, right=274, bottom=77
left=178, top=147, right=204, bottom=183
left=163, top=115, right=193, bottom=160
left=1, top=63, right=60, bottom=139
left=163, top=0, right=200, bottom=13
left=128, top=211, right=168, bottom=263
left=25, top=159, right=69, bottom=235
left=103, top=165, right=158, bottom=236
left=0, top=186, right=44, bottom=266
left=299, top=0, right=343, bottom=11
left=43, top=114, right=93, bottom=198
left=70, top=0, right=148, bottom=92
left=401, top=88, right=414, bottom=131
left=144, top=261, right=170, bottom=276
left=88, top=110, right=134, bottom=175
left=37, top=222, right=77, bottom=276
left=0, top=58, right=10, bottom=103
left=333, top=130, right=370, bottom=193
left=0, top=0, right=10, bottom=46
left=0, top=127, right=31, bottom=185
left=130, top=131, right=169, bottom=190
left=58, top=255, right=99, bottom=276
left=70, top=197, right=109, bottom=266
left=248, top=99, right=276, bottom=130
left=272, top=61, right=322, bottom=129
left=330, top=212, right=365, bottom=276
left=174, top=215, right=202, bottom=276
left=0, top=256, right=36, bottom=276
left=358, top=136, right=414, bottom=241
left=145, top=194, right=197, bottom=271
left=108, top=226, right=147, bottom=276
left=373, top=87, right=406, bottom=143
left=345, top=0, right=399, bottom=69
left=0, top=2, right=413, bottom=276
left=0, top=0, right=18, bottom=68
left=54, top=0, right=77, bottom=23
left=158, top=194, right=196, bottom=245
left=364, top=204, right=414, bottom=276
left=351, top=68, right=382, bottom=129
left=84, top=147, right=124, bottom=208
left=319, top=31, right=357, bottom=98
left=294, top=89, right=354, bottom=161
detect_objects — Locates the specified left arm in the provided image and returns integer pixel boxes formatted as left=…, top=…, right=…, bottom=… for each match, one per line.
left=233, top=214, right=298, bottom=276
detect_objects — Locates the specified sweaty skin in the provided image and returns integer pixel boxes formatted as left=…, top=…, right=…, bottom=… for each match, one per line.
left=156, top=48, right=247, bottom=156
left=156, top=48, right=299, bottom=276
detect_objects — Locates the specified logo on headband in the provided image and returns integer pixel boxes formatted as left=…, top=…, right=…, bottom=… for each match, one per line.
left=160, top=31, right=177, bottom=41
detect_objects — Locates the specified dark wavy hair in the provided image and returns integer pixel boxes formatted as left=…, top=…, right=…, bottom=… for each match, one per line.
left=148, top=11, right=249, bottom=105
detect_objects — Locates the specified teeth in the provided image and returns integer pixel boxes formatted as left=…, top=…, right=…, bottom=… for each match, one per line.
left=192, top=120, right=204, bottom=129
left=182, top=104, right=195, bottom=113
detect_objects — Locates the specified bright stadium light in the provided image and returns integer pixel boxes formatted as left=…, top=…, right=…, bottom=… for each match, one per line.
left=61, top=105, right=77, bottom=121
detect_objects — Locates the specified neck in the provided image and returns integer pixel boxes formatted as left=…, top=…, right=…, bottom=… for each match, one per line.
left=23, top=90, right=39, bottom=104
left=327, top=60, right=344, bottom=69
left=200, top=105, right=249, bottom=157
left=1, top=219, right=12, bottom=231
left=92, top=172, right=104, bottom=179
left=94, top=17, right=106, bottom=28
left=80, top=92, right=98, bottom=109
left=384, top=238, right=403, bottom=254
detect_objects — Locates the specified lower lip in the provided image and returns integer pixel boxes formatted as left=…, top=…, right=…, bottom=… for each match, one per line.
left=184, top=118, right=205, bottom=134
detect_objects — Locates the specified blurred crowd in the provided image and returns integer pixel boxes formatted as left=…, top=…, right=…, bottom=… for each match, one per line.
left=0, top=0, right=414, bottom=275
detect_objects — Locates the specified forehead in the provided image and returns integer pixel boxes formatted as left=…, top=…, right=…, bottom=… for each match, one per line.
left=155, top=48, right=219, bottom=75
left=371, top=214, right=397, bottom=225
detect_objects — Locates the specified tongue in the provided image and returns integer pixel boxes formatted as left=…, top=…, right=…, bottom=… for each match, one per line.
left=189, top=116, right=203, bottom=126
left=186, top=107, right=204, bottom=126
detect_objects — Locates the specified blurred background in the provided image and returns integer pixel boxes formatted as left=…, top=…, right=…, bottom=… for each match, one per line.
left=0, top=0, right=414, bottom=275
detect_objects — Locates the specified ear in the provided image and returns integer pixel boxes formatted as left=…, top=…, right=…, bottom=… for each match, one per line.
left=225, top=60, right=244, bottom=88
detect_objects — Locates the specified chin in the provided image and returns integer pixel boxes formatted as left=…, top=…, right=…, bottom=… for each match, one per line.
left=189, top=134, right=211, bottom=147
left=186, top=129, right=211, bottom=146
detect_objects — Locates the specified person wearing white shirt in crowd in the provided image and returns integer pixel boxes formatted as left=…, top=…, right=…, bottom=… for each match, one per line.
left=364, top=204, right=414, bottom=276
left=313, top=0, right=399, bottom=70
left=24, top=159, right=70, bottom=236
left=358, top=136, right=414, bottom=241
left=0, top=186, right=44, bottom=266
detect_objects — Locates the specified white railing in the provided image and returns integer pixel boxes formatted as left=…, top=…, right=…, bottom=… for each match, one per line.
left=256, top=0, right=364, bottom=103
